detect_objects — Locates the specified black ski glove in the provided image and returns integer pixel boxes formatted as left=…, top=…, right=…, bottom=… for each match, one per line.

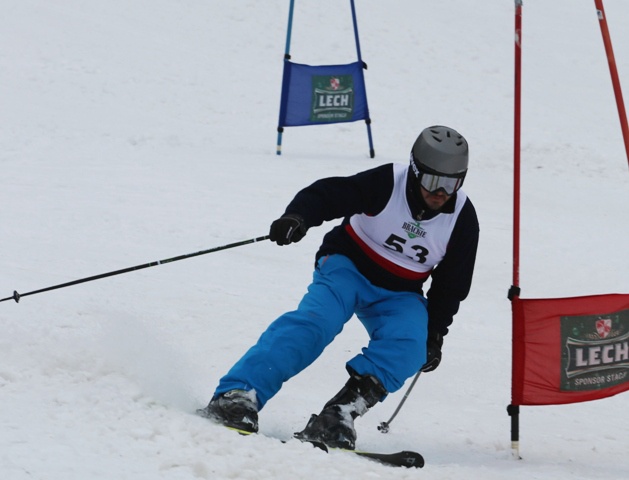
left=269, top=214, right=308, bottom=246
left=421, top=332, right=443, bottom=373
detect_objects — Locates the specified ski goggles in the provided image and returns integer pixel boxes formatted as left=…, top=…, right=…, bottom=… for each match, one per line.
left=419, top=172, right=464, bottom=196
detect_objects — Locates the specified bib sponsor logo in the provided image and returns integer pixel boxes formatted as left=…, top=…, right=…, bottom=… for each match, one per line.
left=402, top=221, right=427, bottom=239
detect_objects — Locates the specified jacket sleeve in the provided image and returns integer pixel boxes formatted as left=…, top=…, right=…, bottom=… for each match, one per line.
left=282, top=164, right=394, bottom=228
left=426, top=197, right=479, bottom=337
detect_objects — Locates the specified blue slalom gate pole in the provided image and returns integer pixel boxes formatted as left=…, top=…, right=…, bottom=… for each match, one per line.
left=276, top=0, right=296, bottom=155
left=350, top=0, right=374, bottom=158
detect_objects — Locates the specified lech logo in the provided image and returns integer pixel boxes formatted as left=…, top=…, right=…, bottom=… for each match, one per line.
left=596, top=318, right=612, bottom=338
left=311, top=74, right=354, bottom=122
left=561, top=309, right=629, bottom=391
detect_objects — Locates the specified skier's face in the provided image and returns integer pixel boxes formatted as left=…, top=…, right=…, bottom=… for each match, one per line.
left=420, top=186, right=451, bottom=211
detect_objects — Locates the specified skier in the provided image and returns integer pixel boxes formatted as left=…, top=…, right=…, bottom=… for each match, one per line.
left=198, top=125, right=479, bottom=450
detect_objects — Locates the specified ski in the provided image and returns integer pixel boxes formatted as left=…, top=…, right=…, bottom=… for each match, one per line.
left=217, top=426, right=424, bottom=468
left=307, top=440, right=424, bottom=468
left=355, top=449, right=424, bottom=468
left=197, top=411, right=425, bottom=469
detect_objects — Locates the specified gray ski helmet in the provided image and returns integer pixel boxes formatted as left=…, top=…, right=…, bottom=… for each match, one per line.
left=410, top=125, right=469, bottom=178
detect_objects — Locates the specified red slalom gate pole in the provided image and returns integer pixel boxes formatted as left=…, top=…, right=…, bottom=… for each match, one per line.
left=594, top=0, right=629, bottom=168
left=512, top=0, right=522, bottom=293
left=508, top=0, right=523, bottom=461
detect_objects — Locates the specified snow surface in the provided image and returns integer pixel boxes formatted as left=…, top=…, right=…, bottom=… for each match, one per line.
left=2, top=1, right=629, bottom=479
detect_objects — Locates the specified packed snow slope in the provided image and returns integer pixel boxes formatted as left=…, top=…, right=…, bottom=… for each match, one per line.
left=1, top=1, right=628, bottom=479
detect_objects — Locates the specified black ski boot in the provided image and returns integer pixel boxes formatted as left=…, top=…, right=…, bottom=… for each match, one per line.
left=197, top=389, right=259, bottom=433
left=295, top=372, right=386, bottom=450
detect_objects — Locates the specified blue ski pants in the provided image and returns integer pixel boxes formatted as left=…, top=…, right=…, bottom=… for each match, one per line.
left=214, top=254, right=428, bottom=409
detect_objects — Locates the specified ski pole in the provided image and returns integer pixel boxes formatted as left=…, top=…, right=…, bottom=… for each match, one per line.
left=378, top=371, right=421, bottom=433
left=1, top=235, right=270, bottom=304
